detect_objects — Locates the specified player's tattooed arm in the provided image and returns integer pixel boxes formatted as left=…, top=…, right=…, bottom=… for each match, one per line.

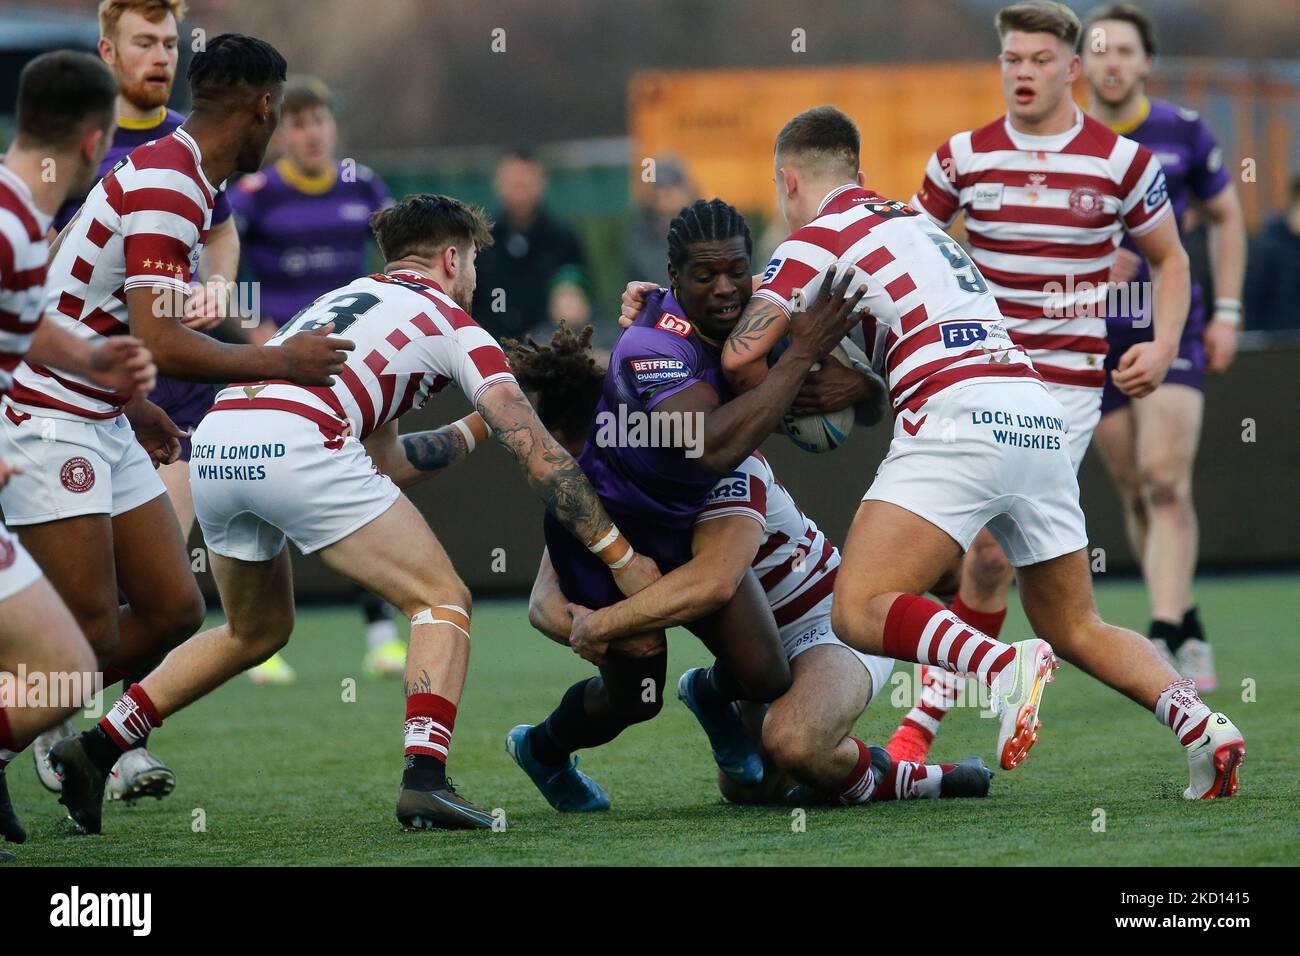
left=476, top=381, right=614, bottom=546
left=724, top=298, right=788, bottom=372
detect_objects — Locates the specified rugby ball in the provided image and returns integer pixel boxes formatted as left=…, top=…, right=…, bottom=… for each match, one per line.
left=772, top=337, right=872, bottom=453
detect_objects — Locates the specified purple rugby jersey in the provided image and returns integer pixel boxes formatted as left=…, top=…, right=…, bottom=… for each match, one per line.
left=1101, top=97, right=1231, bottom=412
left=542, top=288, right=732, bottom=609
left=227, top=158, right=391, bottom=326
left=1106, top=96, right=1231, bottom=336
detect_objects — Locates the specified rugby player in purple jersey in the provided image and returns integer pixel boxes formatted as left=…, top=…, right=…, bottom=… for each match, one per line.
left=502, top=199, right=869, bottom=811
left=1083, top=4, right=1247, bottom=692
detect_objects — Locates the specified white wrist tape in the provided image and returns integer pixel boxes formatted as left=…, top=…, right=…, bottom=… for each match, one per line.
left=607, top=548, right=635, bottom=571
left=452, top=418, right=477, bottom=453
left=587, top=526, right=620, bottom=555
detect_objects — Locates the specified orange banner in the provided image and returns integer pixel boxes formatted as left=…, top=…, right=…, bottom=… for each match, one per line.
left=629, top=62, right=1011, bottom=217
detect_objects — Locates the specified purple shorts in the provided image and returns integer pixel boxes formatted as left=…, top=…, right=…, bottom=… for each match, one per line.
left=1101, top=323, right=1205, bottom=416
left=543, top=508, right=696, bottom=611
left=148, top=376, right=217, bottom=461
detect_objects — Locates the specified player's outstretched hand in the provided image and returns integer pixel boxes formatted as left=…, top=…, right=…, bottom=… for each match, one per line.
left=567, top=603, right=610, bottom=665
left=0, top=457, right=23, bottom=492
left=788, top=264, right=869, bottom=365
left=280, top=321, right=355, bottom=386
left=88, top=335, right=157, bottom=397
left=619, top=281, right=659, bottom=328
left=124, top=398, right=187, bottom=468
left=611, top=550, right=661, bottom=598
left=1112, top=339, right=1175, bottom=398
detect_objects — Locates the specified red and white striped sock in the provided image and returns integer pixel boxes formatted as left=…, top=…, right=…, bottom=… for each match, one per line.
left=883, top=593, right=1016, bottom=687
left=896, top=597, right=1006, bottom=743
left=404, top=693, right=457, bottom=762
left=97, top=683, right=163, bottom=751
left=896, top=665, right=964, bottom=746
left=838, top=737, right=878, bottom=805
left=1155, top=678, right=1211, bottom=746
left=871, top=760, right=953, bottom=801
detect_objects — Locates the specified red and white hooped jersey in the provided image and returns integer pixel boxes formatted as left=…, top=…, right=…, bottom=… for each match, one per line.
left=912, top=110, right=1172, bottom=390
left=695, top=452, right=838, bottom=629
left=756, top=184, right=1040, bottom=415
left=211, top=270, right=515, bottom=440
left=0, top=162, right=51, bottom=398
left=9, top=127, right=216, bottom=421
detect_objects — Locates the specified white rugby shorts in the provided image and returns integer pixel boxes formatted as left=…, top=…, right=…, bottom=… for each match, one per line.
left=864, top=379, right=1089, bottom=567
left=190, top=407, right=399, bottom=562
left=0, top=404, right=165, bottom=525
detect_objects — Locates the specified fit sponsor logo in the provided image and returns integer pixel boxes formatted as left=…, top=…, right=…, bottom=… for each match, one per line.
left=593, top=404, right=705, bottom=459
left=49, top=886, right=151, bottom=936
left=629, top=357, right=690, bottom=384
left=939, top=321, right=1013, bottom=349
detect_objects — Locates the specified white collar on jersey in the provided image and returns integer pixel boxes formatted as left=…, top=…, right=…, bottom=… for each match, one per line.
left=815, top=182, right=860, bottom=216
left=0, top=160, right=52, bottom=232
left=173, top=127, right=222, bottom=198
left=1002, top=106, right=1085, bottom=152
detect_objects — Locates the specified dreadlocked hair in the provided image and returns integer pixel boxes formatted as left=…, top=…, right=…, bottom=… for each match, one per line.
left=667, top=198, right=752, bottom=270
left=187, top=33, right=286, bottom=96
left=501, top=323, right=606, bottom=442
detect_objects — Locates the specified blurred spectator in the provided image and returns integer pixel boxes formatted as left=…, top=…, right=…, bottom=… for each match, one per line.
left=1244, top=176, right=1300, bottom=332
left=472, top=147, right=590, bottom=341
left=229, top=75, right=391, bottom=346
left=625, top=156, right=695, bottom=285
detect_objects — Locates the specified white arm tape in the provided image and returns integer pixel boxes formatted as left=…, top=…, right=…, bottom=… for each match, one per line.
left=451, top=418, right=477, bottom=453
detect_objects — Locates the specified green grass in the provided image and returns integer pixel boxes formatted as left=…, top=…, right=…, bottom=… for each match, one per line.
left=7, top=574, right=1299, bottom=866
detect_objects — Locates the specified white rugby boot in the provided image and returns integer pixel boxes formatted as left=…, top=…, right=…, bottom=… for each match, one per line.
left=1184, top=712, right=1244, bottom=799
left=990, top=638, right=1058, bottom=771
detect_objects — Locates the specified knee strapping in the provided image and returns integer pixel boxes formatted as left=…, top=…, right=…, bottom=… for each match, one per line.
left=411, top=604, right=471, bottom=639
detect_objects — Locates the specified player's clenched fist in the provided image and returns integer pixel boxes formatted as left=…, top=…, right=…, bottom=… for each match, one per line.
left=788, top=265, right=869, bottom=364
left=619, top=280, right=659, bottom=328
left=1112, top=339, right=1175, bottom=398
left=279, top=321, right=356, bottom=386
left=88, top=335, right=157, bottom=397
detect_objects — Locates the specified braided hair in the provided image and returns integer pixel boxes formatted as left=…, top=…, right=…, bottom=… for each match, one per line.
left=502, top=324, right=605, bottom=445
left=187, top=33, right=286, bottom=97
left=666, top=198, right=752, bottom=271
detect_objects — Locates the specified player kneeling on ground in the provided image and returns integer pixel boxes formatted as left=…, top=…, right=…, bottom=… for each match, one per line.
left=722, top=106, right=1243, bottom=799
left=50, top=193, right=659, bottom=833
left=515, top=328, right=990, bottom=806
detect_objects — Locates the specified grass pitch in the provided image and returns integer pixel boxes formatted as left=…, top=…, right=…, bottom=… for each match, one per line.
left=8, top=574, right=1298, bottom=866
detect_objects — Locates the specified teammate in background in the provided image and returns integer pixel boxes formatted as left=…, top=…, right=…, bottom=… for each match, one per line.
left=723, top=103, right=1242, bottom=800
left=0, top=52, right=159, bottom=861
left=504, top=200, right=861, bottom=813
left=888, top=0, right=1193, bottom=763
left=31, top=0, right=244, bottom=796
left=3, top=34, right=351, bottom=822
left=49, top=193, right=659, bottom=834
left=1083, top=3, right=1246, bottom=691
left=228, top=75, right=398, bottom=685
left=513, top=326, right=991, bottom=807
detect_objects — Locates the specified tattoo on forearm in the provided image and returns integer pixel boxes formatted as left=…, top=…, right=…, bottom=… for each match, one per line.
left=401, top=425, right=467, bottom=473
left=725, top=300, right=784, bottom=356
left=403, top=669, right=432, bottom=697
left=478, top=390, right=609, bottom=543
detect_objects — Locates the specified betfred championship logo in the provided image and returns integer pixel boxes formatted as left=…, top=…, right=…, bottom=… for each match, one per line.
left=60, top=457, right=95, bottom=493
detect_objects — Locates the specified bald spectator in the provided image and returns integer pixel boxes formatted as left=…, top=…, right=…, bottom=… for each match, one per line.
left=472, top=146, right=591, bottom=341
